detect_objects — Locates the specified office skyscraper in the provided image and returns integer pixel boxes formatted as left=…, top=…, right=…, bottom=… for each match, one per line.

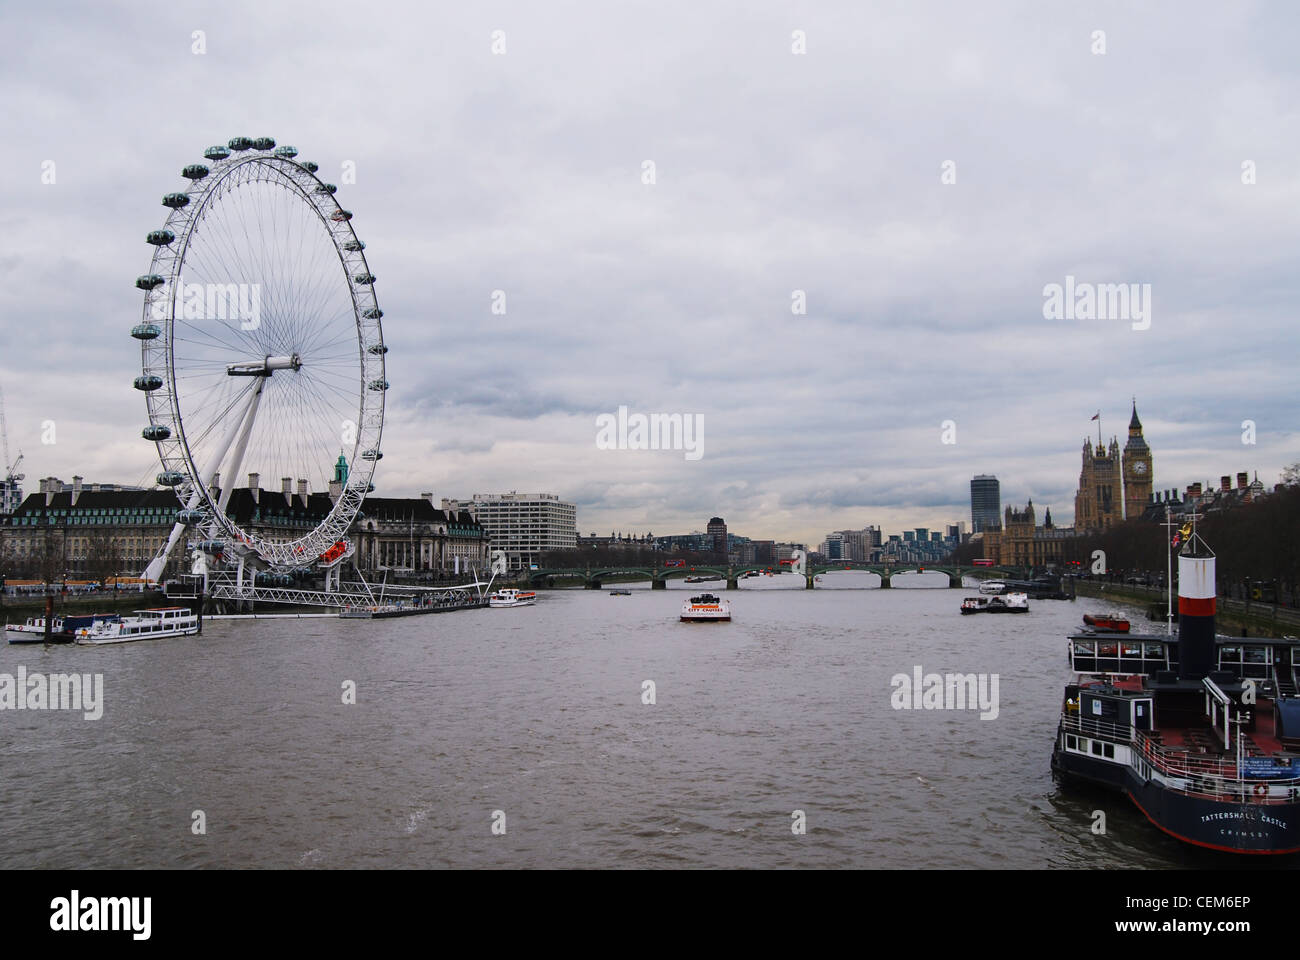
left=970, top=475, right=1001, bottom=533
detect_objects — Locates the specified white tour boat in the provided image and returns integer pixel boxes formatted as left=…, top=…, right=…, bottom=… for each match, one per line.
left=75, top=607, right=199, bottom=644
left=488, top=588, right=537, bottom=609
left=977, top=580, right=1008, bottom=595
left=960, top=592, right=1029, bottom=614
left=680, top=593, right=731, bottom=622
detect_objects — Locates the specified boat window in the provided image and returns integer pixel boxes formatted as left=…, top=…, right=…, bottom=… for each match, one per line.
left=1091, top=741, right=1103, bottom=756
left=1220, top=646, right=1242, bottom=661
left=1122, top=644, right=1141, bottom=657
left=1073, top=641, right=1095, bottom=655
left=1143, top=643, right=1165, bottom=658
left=1244, top=646, right=1268, bottom=664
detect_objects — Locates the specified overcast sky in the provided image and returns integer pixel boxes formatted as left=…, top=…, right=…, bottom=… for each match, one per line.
left=1, top=1, right=1297, bottom=545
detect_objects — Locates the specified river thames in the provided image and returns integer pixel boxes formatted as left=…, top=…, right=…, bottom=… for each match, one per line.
left=0, top=575, right=1282, bottom=869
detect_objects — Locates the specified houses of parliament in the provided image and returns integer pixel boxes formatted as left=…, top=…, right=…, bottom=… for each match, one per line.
left=1074, top=400, right=1154, bottom=534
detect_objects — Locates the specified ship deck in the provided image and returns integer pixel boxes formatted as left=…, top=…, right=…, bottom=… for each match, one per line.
left=1148, top=708, right=1286, bottom=758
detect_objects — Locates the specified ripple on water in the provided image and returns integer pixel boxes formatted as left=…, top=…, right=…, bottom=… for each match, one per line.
left=0, top=588, right=1209, bottom=868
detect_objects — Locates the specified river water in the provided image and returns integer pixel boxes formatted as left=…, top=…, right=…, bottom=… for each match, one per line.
left=0, top=574, right=1280, bottom=868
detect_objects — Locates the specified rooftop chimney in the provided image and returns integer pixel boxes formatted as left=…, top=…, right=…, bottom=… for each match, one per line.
left=1221, top=475, right=1231, bottom=492
left=248, top=472, right=259, bottom=505
left=1238, top=472, right=1248, bottom=490
left=211, top=472, right=221, bottom=496
left=298, top=479, right=308, bottom=501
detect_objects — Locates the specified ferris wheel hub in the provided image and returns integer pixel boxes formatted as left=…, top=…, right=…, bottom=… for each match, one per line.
left=226, top=353, right=302, bottom=377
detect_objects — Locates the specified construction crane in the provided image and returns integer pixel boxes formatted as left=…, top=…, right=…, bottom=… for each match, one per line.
left=0, top=383, right=24, bottom=515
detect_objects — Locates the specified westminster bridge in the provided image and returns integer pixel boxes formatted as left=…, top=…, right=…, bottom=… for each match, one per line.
left=512, top=561, right=1027, bottom=590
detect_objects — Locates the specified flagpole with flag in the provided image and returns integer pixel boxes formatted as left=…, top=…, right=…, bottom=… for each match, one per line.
left=1090, top=410, right=1101, bottom=448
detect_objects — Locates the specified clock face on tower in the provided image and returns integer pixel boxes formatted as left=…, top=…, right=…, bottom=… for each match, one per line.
left=1133, top=461, right=1148, bottom=475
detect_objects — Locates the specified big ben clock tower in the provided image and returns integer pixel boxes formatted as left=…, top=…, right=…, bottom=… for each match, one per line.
left=1122, top=399, right=1154, bottom=519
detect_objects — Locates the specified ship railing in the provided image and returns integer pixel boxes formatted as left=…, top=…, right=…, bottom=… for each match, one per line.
left=1130, top=728, right=1300, bottom=802
left=1060, top=714, right=1300, bottom=801
left=1058, top=713, right=1131, bottom=743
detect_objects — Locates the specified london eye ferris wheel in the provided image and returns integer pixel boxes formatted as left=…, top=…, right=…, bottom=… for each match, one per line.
left=133, top=136, right=387, bottom=580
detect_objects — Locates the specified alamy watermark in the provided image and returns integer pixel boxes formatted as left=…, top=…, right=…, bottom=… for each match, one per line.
left=150, top=274, right=262, bottom=330
left=1042, top=275, right=1150, bottom=330
left=890, top=665, right=999, bottom=720
left=596, top=405, right=704, bottom=461
left=0, top=668, right=103, bottom=719
left=50, top=891, right=150, bottom=940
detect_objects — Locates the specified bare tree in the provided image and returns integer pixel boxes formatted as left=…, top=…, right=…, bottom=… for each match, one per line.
left=86, top=529, right=122, bottom=588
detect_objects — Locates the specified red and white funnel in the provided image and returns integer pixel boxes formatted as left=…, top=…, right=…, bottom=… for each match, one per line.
left=1176, top=534, right=1216, bottom=680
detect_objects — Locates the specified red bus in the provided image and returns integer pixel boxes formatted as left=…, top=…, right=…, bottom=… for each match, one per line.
left=664, top=559, right=685, bottom=568
left=971, top=558, right=994, bottom=567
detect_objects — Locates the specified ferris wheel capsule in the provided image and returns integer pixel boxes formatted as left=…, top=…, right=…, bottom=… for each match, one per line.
left=136, top=274, right=166, bottom=290
left=142, top=424, right=171, bottom=441
left=228, top=136, right=253, bottom=151
left=252, top=137, right=276, bottom=151
left=181, top=165, right=209, bottom=181
left=162, top=193, right=190, bottom=209
left=204, top=145, right=231, bottom=161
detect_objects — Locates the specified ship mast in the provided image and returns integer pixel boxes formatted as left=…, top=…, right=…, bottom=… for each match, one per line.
left=1161, top=506, right=1176, bottom=635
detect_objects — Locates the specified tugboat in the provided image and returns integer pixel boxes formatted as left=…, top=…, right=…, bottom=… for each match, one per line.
left=680, top=593, right=731, bottom=622
left=1052, top=530, right=1300, bottom=854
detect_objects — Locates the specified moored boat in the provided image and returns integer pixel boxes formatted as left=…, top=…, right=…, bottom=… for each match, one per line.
left=978, top=580, right=1007, bottom=595
left=6, top=616, right=66, bottom=644
left=1052, top=529, right=1300, bottom=854
left=75, top=607, right=198, bottom=644
left=6, top=613, right=122, bottom=644
left=680, top=593, right=731, bottom=622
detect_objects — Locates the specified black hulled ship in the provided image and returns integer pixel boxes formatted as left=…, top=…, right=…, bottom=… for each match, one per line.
left=1052, top=532, right=1300, bottom=854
